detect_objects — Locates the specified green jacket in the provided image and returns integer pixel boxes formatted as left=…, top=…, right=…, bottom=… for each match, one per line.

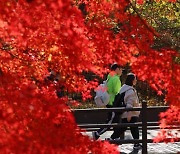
left=107, top=72, right=121, bottom=106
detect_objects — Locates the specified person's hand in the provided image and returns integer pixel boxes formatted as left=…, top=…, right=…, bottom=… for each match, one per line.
left=127, top=115, right=131, bottom=122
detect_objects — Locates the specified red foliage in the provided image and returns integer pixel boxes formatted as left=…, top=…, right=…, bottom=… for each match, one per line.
left=153, top=106, right=180, bottom=143
left=0, top=72, right=119, bottom=153
left=132, top=49, right=179, bottom=105
left=0, top=0, right=179, bottom=153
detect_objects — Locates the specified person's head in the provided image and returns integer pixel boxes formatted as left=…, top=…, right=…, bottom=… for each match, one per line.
left=125, top=73, right=137, bottom=86
left=110, top=63, right=123, bottom=76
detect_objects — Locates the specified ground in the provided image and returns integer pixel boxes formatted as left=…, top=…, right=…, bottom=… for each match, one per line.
left=83, top=129, right=180, bottom=154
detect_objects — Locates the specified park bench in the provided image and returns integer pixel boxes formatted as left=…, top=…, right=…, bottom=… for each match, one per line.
left=72, top=101, right=179, bottom=154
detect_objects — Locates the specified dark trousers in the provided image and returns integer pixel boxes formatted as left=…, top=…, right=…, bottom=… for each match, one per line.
left=97, top=105, right=121, bottom=136
left=111, top=116, right=139, bottom=139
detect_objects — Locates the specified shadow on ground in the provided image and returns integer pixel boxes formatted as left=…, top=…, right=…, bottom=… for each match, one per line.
left=121, top=149, right=140, bottom=154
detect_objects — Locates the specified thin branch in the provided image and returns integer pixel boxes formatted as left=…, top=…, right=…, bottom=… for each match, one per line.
left=126, top=0, right=159, bottom=37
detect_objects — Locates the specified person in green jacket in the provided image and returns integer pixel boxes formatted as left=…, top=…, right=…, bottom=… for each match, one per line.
left=92, top=63, right=122, bottom=140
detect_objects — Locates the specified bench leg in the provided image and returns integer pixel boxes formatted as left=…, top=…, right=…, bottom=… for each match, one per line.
left=120, top=132, right=125, bottom=139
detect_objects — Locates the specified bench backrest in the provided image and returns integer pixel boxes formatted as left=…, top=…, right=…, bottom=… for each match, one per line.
left=73, top=106, right=169, bottom=124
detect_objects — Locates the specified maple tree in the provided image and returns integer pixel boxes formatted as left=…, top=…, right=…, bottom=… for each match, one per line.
left=0, top=0, right=179, bottom=153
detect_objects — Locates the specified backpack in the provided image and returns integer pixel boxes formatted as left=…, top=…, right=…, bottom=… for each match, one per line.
left=113, top=88, right=134, bottom=108
left=94, top=80, right=110, bottom=107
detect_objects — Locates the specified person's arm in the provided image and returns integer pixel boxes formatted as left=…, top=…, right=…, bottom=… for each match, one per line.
left=124, top=89, right=136, bottom=122
left=112, top=77, right=121, bottom=95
